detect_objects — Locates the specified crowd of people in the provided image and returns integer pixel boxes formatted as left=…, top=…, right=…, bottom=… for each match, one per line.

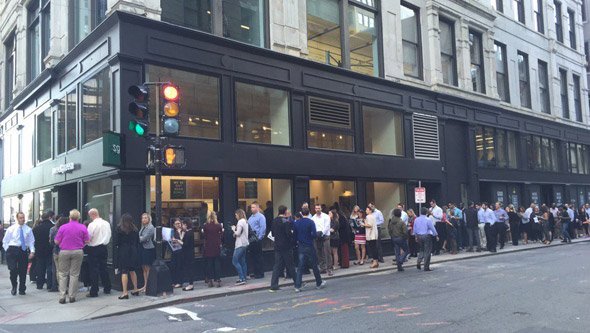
left=2, top=198, right=588, bottom=299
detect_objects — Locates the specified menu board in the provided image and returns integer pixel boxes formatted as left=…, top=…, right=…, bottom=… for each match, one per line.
left=170, top=179, right=187, bottom=199
left=244, top=181, right=258, bottom=199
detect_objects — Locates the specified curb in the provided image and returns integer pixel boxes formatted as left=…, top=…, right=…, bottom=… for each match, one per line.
left=89, top=238, right=589, bottom=320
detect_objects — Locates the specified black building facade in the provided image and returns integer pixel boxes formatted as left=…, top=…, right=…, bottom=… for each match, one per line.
left=2, top=12, right=590, bottom=279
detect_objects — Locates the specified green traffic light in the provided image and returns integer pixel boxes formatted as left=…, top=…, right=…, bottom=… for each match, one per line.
left=135, top=123, right=145, bottom=136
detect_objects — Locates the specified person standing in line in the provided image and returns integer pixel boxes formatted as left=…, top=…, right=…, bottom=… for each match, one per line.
left=232, top=209, right=249, bottom=285
left=328, top=209, right=340, bottom=271
left=507, top=205, right=520, bottom=246
left=364, top=206, right=379, bottom=269
left=368, top=203, right=385, bottom=263
left=138, top=213, right=156, bottom=293
left=2, top=212, right=35, bottom=295
left=54, top=210, right=89, bottom=304
left=337, top=207, right=352, bottom=268
left=529, top=206, right=542, bottom=242
left=269, top=206, right=296, bottom=292
left=86, top=208, right=112, bottom=297
left=464, top=202, right=481, bottom=252
left=247, top=202, right=266, bottom=279
left=476, top=203, right=487, bottom=250
left=115, top=214, right=140, bottom=299
left=0, top=222, right=5, bottom=265
left=518, top=206, right=530, bottom=244
left=33, top=210, right=54, bottom=290
left=49, top=217, right=68, bottom=292
left=429, top=200, right=444, bottom=254
left=567, top=204, right=577, bottom=239
left=448, top=203, right=464, bottom=251
left=414, top=207, right=438, bottom=272
left=170, top=219, right=185, bottom=288
left=388, top=209, right=408, bottom=272
left=398, top=204, right=409, bottom=225
left=494, top=202, right=508, bottom=250
left=293, top=209, right=326, bottom=292
left=406, top=209, right=418, bottom=257
left=560, top=206, right=572, bottom=243
left=352, top=210, right=366, bottom=265
left=181, top=220, right=195, bottom=291
left=578, top=206, right=590, bottom=237
left=203, top=212, right=224, bottom=288
left=312, top=204, right=332, bottom=275
left=481, top=203, right=497, bottom=252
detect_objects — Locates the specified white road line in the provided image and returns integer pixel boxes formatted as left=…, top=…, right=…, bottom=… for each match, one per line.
left=157, top=306, right=201, bottom=321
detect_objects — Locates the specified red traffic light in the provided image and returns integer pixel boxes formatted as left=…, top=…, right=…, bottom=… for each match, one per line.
left=163, top=84, right=179, bottom=101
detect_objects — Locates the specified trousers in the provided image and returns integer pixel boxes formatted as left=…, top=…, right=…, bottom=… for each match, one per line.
left=6, top=246, right=28, bottom=292
left=391, top=237, right=409, bottom=268
left=35, top=252, right=53, bottom=290
left=87, top=245, right=111, bottom=295
left=270, top=248, right=295, bottom=289
left=58, top=249, right=84, bottom=300
left=314, top=237, right=331, bottom=272
left=416, top=235, right=433, bottom=269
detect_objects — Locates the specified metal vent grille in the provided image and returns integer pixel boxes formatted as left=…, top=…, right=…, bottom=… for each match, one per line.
left=308, top=97, right=352, bottom=129
left=412, top=113, right=440, bottom=160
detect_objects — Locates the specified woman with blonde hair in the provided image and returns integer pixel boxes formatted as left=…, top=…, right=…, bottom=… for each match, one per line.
left=202, top=211, right=224, bottom=287
left=138, top=213, right=155, bottom=293
left=231, top=209, right=249, bottom=285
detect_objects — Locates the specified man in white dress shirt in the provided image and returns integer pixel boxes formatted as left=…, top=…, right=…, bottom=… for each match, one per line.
left=312, top=204, right=332, bottom=275
left=2, top=212, right=35, bottom=295
left=86, top=208, right=112, bottom=297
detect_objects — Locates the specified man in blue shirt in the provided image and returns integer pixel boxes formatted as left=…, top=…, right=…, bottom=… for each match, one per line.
left=494, top=202, right=509, bottom=250
left=247, top=202, right=266, bottom=279
left=481, top=203, right=497, bottom=252
left=293, top=208, right=325, bottom=292
left=413, top=207, right=438, bottom=272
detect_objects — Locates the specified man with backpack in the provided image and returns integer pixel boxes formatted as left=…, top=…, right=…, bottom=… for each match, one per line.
left=269, top=206, right=296, bottom=292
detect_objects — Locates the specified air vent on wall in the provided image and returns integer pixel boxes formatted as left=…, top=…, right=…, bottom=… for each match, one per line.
left=412, top=113, right=440, bottom=160
left=308, top=96, right=351, bottom=129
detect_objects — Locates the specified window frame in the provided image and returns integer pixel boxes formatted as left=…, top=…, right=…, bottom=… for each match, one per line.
left=513, top=0, right=525, bottom=24
left=361, top=104, right=405, bottom=157
left=439, top=17, right=457, bottom=86
left=80, top=67, right=111, bottom=147
left=494, top=42, right=509, bottom=102
left=492, top=0, right=504, bottom=12
left=36, top=108, right=53, bottom=164
left=538, top=60, right=550, bottom=114
left=559, top=68, right=570, bottom=119
left=306, top=95, right=355, bottom=153
left=469, top=29, right=485, bottom=94
left=568, top=8, right=576, bottom=49
left=573, top=74, right=582, bottom=122
left=27, top=0, right=51, bottom=83
left=532, top=0, right=544, bottom=33
left=526, top=134, right=559, bottom=172
left=69, top=0, right=108, bottom=50
left=517, top=51, right=531, bottom=108
left=555, top=1, right=563, bottom=43
left=475, top=125, right=519, bottom=169
left=400, top=1, right=422, bottom=79
left=4, top=31, right=16, bottom=109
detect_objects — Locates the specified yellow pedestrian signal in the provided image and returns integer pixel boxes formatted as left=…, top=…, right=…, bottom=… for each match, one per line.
left=162, top=145, right=185, bottom=168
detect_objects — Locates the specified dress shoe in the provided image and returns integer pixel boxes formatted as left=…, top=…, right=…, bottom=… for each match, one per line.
left=131, top=290, right=140, bottom=296
left=19, top=291, right=26, bottom=295
left=59, top=298, right=66, bottom=304
left=11, top=288, right=16, bottom=296
left=397, top=267, right=404, bottom=272
left=424, top=268, right=433, bottom=271
left=118, top=294, right=129, bottom=300
left=69, top=297, right=75, bottom=303
left=416, top=263, right=421, bottom=270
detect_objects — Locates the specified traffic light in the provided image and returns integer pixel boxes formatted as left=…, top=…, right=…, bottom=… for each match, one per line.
left=163, top=145, right=186, bottom=168
left=128, top=85, right=150, bottom=137
left=161, top=83, right=180, bottom=136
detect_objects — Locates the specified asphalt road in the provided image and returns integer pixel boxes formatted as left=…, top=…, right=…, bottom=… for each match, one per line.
left=2, top=242, right=589, bottom=333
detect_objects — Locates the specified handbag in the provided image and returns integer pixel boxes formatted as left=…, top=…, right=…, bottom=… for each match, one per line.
left=248, top=224, right=259, bottom=244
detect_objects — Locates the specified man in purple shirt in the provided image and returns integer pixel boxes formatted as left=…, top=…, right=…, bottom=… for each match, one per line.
left=54, top=209, right=89, bottom=304
left=413, top=207, right=438, bottom=272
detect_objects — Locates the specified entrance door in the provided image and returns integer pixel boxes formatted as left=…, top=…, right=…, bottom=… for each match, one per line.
left=56, top=183, right=78, bottom=217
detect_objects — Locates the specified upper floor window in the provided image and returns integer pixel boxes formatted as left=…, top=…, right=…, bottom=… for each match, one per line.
left=568, top=142, right=590, bottom=174
left=363, top=106, right=404, bottom=156
left=401, top=3, right=421, bottom=79
left=513, top=0, right=525, bottom=23
left=559, top=68, right=569, bottom=119
left=475, top=126, right=518, bottom=169
left=469, top=30, right=485, bottom=93
left=526, top=135, right=559, bottom=172
left=4, top=32, right=16, bottom=109
left=532, top=0, right=544, bottom=33
left=439, top=18, right=457, bottom=86
left=491, top=0, right=503, bottom=12
left=495, top=42, right=509, bottom=102
left=70, top=0, right=107, bottom=49
left=538, top=60, right=550, bottom=114
left=56, top=89, right=77, bottom=154
left=161, top=0, right=212, bottom=33
left=568, top=8, right=576, bottom=49
left=81, top=68, right=110, bottom=145
left=306, top=0, right=380, bottom=77
left=583, top=0, right=587, bottom=21
left=517, top=51, right=531, bottom=108
left=146, top=65, right=221, bottom=140
left=28, top=0, right=51, bottom=82
left=573, top=74, right=582, bottom=122
left=222, top=0, right=266, bottom=47
left=555, top=1, right=563, bottom=42
left=36, top=109, right=52, bottom=163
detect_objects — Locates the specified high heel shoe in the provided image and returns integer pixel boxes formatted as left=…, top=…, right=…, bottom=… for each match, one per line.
left=131, top=290, right=140, bottom=296
left=118, top=294, right=129, bottom=300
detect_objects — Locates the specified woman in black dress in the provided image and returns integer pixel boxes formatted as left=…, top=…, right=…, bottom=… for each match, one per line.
left=181, top=220, right=195, bottom=291
left=170, top=219, right=184, bottom=288
left=116, top=213, right=140, bottom=299
left=507, top=205, right=520, bottom=246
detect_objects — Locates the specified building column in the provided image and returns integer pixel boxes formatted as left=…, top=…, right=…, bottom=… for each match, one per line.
left=466, top=124, right=480, bottom=202
left=270, top=0, right=307, bottom=57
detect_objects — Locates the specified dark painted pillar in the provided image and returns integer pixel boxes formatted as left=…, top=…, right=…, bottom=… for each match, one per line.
left=294, top=176, right=310, bottom=211
left=357, top=180, right=367, bottom=210
left=438, top=119, right=448, bottom=203
left=466, top=124, right=480, bottom=202
left=292, top=93, right=305, bottom=150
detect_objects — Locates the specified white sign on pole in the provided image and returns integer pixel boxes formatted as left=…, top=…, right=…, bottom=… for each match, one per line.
left=415, top=187, right=426, bottom=204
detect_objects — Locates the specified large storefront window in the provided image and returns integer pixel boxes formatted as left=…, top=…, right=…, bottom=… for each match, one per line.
left=366, top=182, right=406, bottom=240
left=84, top=178, right=112, bottom=222
left=475, top=126, right=518, bottom=169
left=81, top=68, right=110, bottom=145
left=146, top=65, right=220, bottom=140
left=363, top=106, right=403, bottom=156
left=39, top=189, right=52, bottom=217
left=2, top=194, right=34, bottom=226
left=238, top=178, right=292, bottom=250
left=37, top=109, right=52, bottom=163
left=568, top=143, right=590, bottom=175
left=526, top=135, right=559, bottom=172
left=236, top=82, right=290, bottom=146
left=309, top=180, right=356, bottom=216
left=161, top=0, right=212, bottom=33
left=150, top=176, right=219, bottom=258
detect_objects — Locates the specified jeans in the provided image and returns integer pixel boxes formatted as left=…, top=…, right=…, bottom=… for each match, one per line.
left=205, top=256, right=221, bottom=281
left=270, top=248, right=296, bottom=289
left=295, top=244, right=322, bottom=289
left=87, top=245, right=111, bottom=295
left=232, top=246, right=248, bottom=282
left=562, top=221, right=571, bottom=242
left=35, top=252, right=53, bottom=289
left=416, top=235, right=433, bottom=269
left=247, top=240, right=264, bottom=278
left=391, top=237, right=409, bottom=268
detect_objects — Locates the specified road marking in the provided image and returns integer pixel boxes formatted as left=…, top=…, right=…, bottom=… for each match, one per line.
left=292, top=298, right=328, bottom=308
left=158, top=306, right=201, bottom=321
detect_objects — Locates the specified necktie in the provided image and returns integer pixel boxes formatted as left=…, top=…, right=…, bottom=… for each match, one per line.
left=19, top=227, right=26, bottom=251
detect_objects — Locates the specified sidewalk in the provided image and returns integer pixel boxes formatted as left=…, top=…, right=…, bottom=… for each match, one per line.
left=1, top=237, right=588, bottom=325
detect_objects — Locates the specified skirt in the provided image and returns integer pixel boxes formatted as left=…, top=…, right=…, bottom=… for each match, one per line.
left=139, top=247, right=156, bottom=266
left=330, top=238, right=340, bottom=248
left=354, top=234, right=366, bottom=245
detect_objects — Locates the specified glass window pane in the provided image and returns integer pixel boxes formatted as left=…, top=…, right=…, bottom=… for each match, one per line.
left=146, top=65, right=220, bottom=140
left=81, top=68, right=110, bottom=145
left=37, top=109, right=52, bottom=162
left=309, top=180, right=356, bottom=215
left=21, top=116, right=35, bottom=172
left=29, top=20, right=40, bottom=80
left=363, top=106, right=403, bottom=156
left=42, top=7, right=51, bottom=61
left=401, top=5, right=418, bottom=43
left=39, top=189, right=52, bottom=218
left=484, top=127, right=495, bottom=166
left=533, top=136, right=542, bottom=169
left=550, top=140, right=558, bottom=172
left=401, top=4, right=420, bottom=78
left=348, top=5, right=379, bottom=76
left=66, top=90, right=77, bottom=150
left=366, top=181, right=406, bottom=240
left=222, top=0, right=265, bottom=47
left=57, top=97, right=66, bottom=155
left=307, top=130, right=354, bottom=151
left=307, top=0, right=342, bottom=67
left=403, top=41, right=420, bottom=77
left=236, top=82, right=290, bottom=146
left=496, top=130, right=507, bottom=168
left=150, top=175, right=219, bottom=258
left=507, top=131, right=518, bottom=168
left=161, top=0, right=212, bottom=33
left=476, top=126, right=484, bottom=166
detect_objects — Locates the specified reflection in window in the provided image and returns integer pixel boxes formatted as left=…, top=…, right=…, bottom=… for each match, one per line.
left=532, top=0, right=544, bottom=33
left=161, top=0, right=212, bottom=33
left=222, top=0, right=265, bottom=47
left=513, top=0, right=525, bottom=23
left=21, top=115, right=35, bottom=172
left=309, top=180, right=356, bottom=216
left=526, top=135, right=559, bottom=172
left=236, top=82, right=290, bottom=146
left=573, top=75, right=582, bottom=122
left=146, top=66, right=220, bottom=140
left=469, top=30, right=484, bottom=93
left=363, top=106, right=403, bottom=156
left=559, top=68, right=569, bottom=119
left=568, top=143, right=590, bottom=174
left=366, top=182, right=405, bottom=239
left=308, top=130, right=354, bottom=152
left=538, top=60, right=550, bottom=114
left=495, top=43, right=509, bottom=102
left=39, top=189, right=52, bottom=218
left=568, top=9, right=576, bottom=49
left=439, top=18, right=456, bottom=86
left=57, top=97, right=66, bottom=155
left=476, top=126, right=518, bottom=169
left=81, top=68, right=110, bottom=145
left=348, top=5, right=379, bottom=76
left=5, top=32, right=16, bottom=108
left=70, top=0, right=107, bottom=48
left=401, top=3, right=421, bottom=78
left=307, top=0, right=342, bottom=67
left=150, top=176, right=219, bottom=258
left=37, top=110, right=52, bottom=163
left=67, top=90, right=77, bottom=150
left=517, top=51, right=531, bottom=108
left=555, top=1, right=563, bottom=42
left=84, top=177, right=112, bottom=258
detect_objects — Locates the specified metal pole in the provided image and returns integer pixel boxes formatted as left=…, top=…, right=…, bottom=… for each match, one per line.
left=418, top=181, right=422, bottom=213
left=154, top=88, right=163, bottom=260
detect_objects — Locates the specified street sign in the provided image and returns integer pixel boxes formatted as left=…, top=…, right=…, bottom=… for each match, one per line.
left=415, top=187, right=426, bottom=204
left=103, top=131, right=122, bottom=167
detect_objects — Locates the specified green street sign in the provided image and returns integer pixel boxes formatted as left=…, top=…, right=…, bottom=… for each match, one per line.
left=103, top=131, right=122, bottom=167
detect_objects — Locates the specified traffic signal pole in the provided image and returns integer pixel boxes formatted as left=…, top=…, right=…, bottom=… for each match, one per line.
left=153, top=90, right=163, bottom=260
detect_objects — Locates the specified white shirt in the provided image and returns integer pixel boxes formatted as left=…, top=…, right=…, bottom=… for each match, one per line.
left=524, top=207, right=533, bottom=220
left=2, top=223, right=35, bottom=252
left=431, top=206, right=443, bottom=222
left=87, top=218, right=112, bottom=247
left=312, top=212, right=330, bottom=236
left=401, top=210, right=409, bottom=225
left=550, top=208, right=559, bottom=218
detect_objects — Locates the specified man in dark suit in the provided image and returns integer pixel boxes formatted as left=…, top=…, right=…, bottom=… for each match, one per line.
left=33, top=210, right=55, bottom=290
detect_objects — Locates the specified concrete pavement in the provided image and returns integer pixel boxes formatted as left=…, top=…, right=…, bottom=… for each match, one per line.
left=0, top=237, right=588, bottom=325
